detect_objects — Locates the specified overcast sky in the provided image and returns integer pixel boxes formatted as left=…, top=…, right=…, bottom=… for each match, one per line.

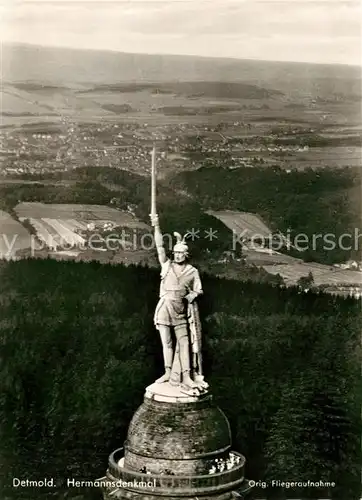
left=1, top=0, right=361, bottom=65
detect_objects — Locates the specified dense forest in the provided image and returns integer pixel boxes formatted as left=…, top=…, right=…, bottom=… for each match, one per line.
left=2, top=164, right=360, bottom=265
left=172, top=165, right=361, bottom=265
left=0, top=169, right=234, bottom=261
left=0, top=259, right=360, bottom=500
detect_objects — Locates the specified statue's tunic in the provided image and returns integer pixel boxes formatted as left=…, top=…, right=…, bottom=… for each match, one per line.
left=154, top=259, right=203, bottom=328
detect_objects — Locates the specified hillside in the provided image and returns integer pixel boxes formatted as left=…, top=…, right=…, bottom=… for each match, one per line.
left=0, top=258, right=360, bottom=500
left=2, top=43, right=361, bottom=99
left=1, top=43, right=361, bottom=180
left=173, top=165, right=362, bottom=265
left=1, top=164, right=361, bottom=268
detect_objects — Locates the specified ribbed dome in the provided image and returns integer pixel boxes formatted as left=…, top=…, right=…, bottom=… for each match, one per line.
left=124, top=395, right=231, bottom=469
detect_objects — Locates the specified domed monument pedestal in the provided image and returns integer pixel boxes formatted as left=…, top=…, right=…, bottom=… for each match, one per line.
left=101, top=383, right=252, bottom=499
left=99, top=148, right=252, bottom=499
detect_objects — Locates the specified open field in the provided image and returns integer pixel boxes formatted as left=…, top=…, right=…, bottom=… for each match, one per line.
left=227, top=246, right=361, bottom=288
left=243, top=249, right=303, bottom=266
left=0, top=210, right=38, bottom=259
left=204, top=213, right=361, bottom=287
left=263, top=261, right=362, bottom=286
left=27, top=218, right=87, bottom=249
left=15, top=202, right=150, bottom=229
left=27, top=218, right=60, bottom=250
left=207, top=210, right=272, bottom=239
left=2, top=80, right=359, bottom=129
left=14, top=202, right=151, bottom=253
left=0, top=81, right=285, bottom=128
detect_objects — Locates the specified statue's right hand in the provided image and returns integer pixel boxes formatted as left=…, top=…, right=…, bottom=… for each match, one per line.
left=150, top=213, right=159, bottom=227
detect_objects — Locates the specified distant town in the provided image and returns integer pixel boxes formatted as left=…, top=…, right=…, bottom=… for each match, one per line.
left=0, top=119, right=343, bottom=179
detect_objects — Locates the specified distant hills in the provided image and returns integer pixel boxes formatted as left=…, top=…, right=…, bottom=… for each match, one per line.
left=2, top=42, right=361, bottom=99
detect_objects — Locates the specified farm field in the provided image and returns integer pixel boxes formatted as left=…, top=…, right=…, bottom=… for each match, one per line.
left=243, top=249, right=303, bottom=266
left=1, top=84, right=115, bottom=119
left=0, top=209, right=39, bottom=259
left=207, top=210, right=272, bottom=239
left=263, top=261, right=362, bottom=286
left=14, top=202, right=152, bottom=253
left=1, top=89, right=52, bottom=116
left=15, top=202, right=150, bottom=229
left=27, top=218, right=87, bottom=250
left=292, top=145, right=362, bottom=168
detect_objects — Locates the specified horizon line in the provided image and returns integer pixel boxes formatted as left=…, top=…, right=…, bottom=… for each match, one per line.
left=3, top=41, right=361, bottom=70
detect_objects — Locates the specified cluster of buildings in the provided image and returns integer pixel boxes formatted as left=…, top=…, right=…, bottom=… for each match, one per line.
left=0, top=121, right=213, bottom=175
left=333, top=259, right=362, bottom=271
left=2, top=118, right=291, bottom=177
left=0, top=117, right=322, bottom=178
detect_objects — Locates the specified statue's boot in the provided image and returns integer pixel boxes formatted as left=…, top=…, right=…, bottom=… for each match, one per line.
left=181, top=370, right=199, bottom=391
left=182, top=378, right=198, bottom=390
left=169, top=373, right=181, bottom=386
left=155, top=366, right=171, bottom=384
left=194, top=374, right=209, bottom=391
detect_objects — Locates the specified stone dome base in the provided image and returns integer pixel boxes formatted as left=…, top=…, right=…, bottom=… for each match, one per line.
left=100, top=386, right=252, bottom=499
left=124, top=389, right=232, bottom=476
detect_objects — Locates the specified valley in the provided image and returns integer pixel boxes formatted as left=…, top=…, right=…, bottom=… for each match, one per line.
left=0, top=43, right=361, bottom=295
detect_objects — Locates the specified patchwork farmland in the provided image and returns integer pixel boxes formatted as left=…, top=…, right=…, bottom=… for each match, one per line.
left=15, top=203, right=150, bottom=228
left=3, top=203, right=361, bottom=291
left=25, top=217, right=87, bottom=250
left=14, top=202, right=151, bottom=254
left=207, top=209, right=361, bottom=291
left=263, top=262, right=362, bottom=287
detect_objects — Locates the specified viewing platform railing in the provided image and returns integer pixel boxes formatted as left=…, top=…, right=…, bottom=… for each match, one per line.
left=105, top=447, right=246, bottom=497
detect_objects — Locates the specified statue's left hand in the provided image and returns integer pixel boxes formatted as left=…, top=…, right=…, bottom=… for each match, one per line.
left=185, top=291, right=198, bottom=303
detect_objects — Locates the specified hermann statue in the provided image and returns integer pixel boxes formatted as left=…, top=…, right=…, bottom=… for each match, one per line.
left=99, top=147, right=251, bottom=499
left=149, top=147, right=208, bottom=397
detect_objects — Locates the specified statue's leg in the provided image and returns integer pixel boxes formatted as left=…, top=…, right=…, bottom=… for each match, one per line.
left=169, top=341, right=181, bottom=386
left=156, top=325, right=173, bottom=384
left=174, top=325, right=198, bottom=389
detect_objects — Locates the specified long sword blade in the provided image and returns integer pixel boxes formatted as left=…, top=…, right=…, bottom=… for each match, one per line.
left=151, top=146, right=157, bottom=218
